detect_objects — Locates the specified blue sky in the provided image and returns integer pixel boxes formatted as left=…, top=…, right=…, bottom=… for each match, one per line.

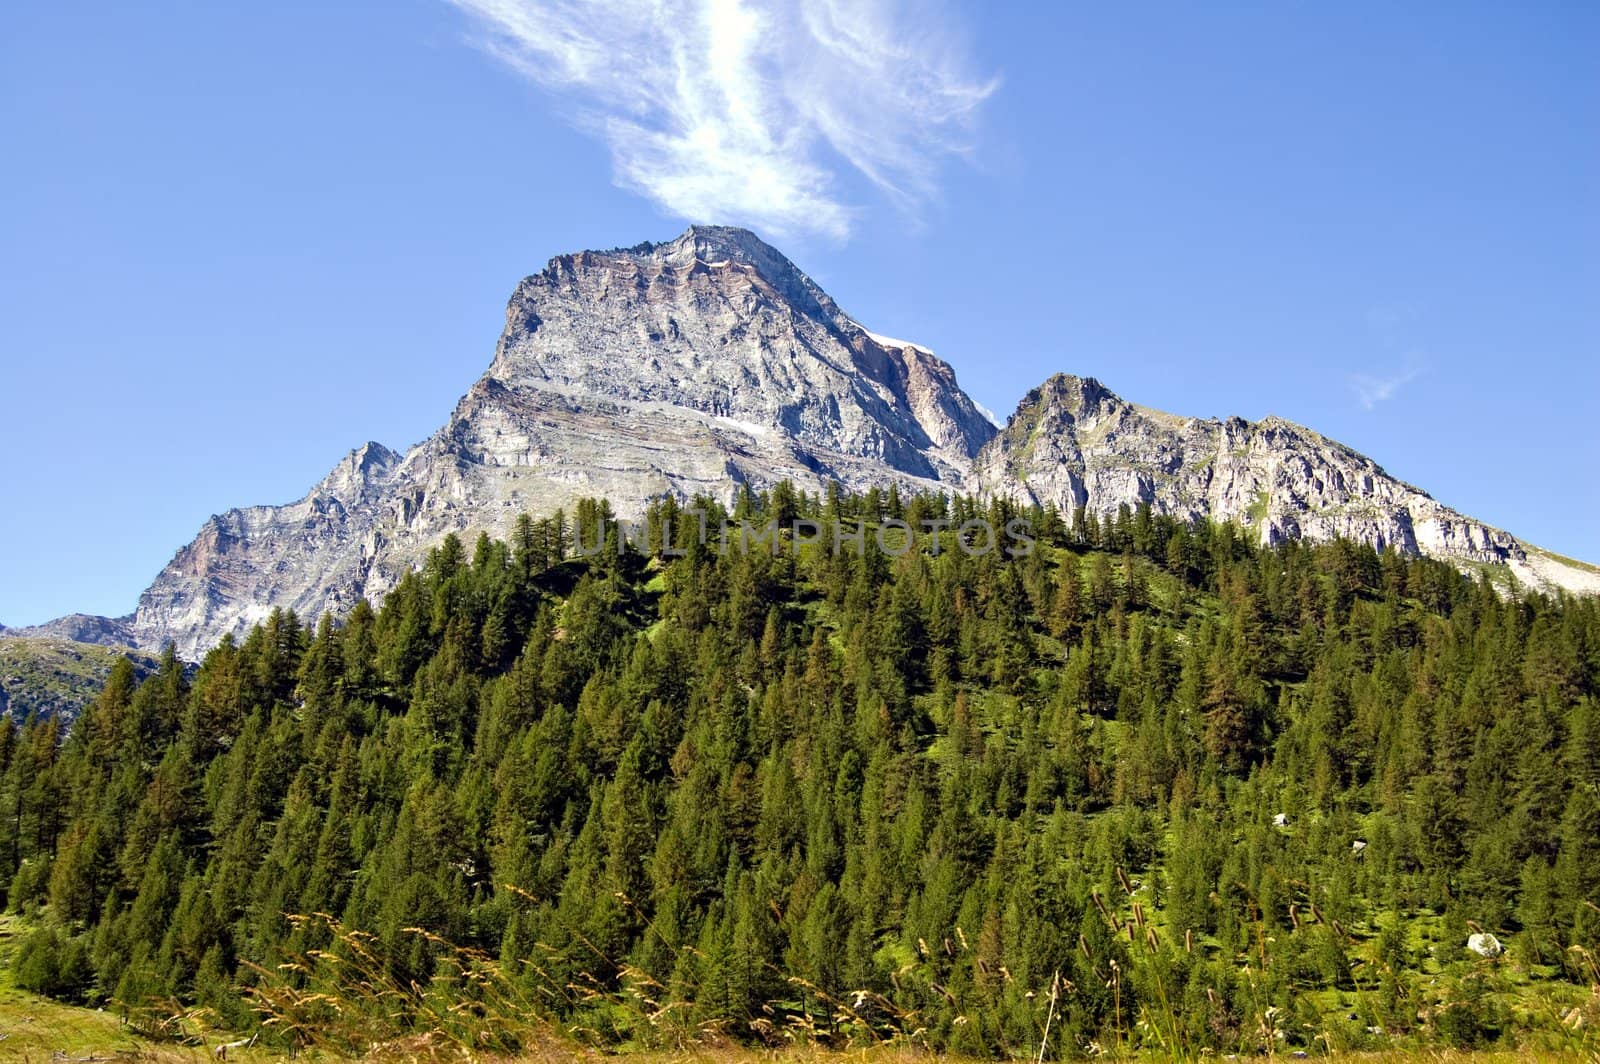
left=1, top=1, right=1596, bottom=626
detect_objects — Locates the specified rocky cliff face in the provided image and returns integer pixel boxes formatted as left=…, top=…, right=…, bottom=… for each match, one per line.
left=127, top=226, right=998, bottom=657
left=975, top=373, right=1524, bottom=560
left=973, top=374, right=1600, bottom=596
left=130, top=441, right=402, bottom=657
left=485, top=227, right=996, bottom=481
left=20, top=225, right=1597, bottom=660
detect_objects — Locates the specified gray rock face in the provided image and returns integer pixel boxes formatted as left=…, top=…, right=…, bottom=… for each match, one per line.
left=21, top=226, right=1599, bottom=660
left=130, top=441, right=402, bottom=657
left=974, top=373, right=1521, bottom=563
left=127, top=226, right=998, bottom=657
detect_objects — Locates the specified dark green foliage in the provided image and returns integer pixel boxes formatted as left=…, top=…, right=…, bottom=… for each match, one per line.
left=14, top=925, right=94, bottom=1001
left=7, top=490, right=1600, bottom=1056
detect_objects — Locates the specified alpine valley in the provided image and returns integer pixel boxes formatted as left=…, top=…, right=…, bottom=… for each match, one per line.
left=7, top=225, right=1598, bottom=669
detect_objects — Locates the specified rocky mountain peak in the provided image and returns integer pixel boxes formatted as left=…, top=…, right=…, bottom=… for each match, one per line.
left=976, top=373, right=1542, bottom=580
left=485, top=225, right=996, bottom=480
left=635, top=224, right=802, bottom=274
left=629, top=225, right=834, bottom=315
left=315, top=441, right=400, bottom=499
left=528, top=225, right=842, bottom=335
left=109, top=226, right=1002, bottom=656
left=1022, top=373, right=1120, bottom=423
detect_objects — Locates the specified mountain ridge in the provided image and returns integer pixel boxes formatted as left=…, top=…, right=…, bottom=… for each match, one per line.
left=17, top=225, right=1599, bottom=660
left=975, top=372, right=1568, bottom=584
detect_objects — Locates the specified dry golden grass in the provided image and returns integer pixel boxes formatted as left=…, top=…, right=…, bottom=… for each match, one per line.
left=3, top=991, right=1597, bottom=1064
left=4, top=912, right=1596, bottom=1062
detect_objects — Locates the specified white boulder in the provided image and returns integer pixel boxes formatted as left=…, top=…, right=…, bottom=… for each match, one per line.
left=1466, top=933, right=1503, bottom=958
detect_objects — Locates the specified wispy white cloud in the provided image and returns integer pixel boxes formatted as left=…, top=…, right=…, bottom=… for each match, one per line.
left=446, top=0, right=997, bottom=240
left=1351, top=305, right=1430, bottom=411
left=1351, top=367, right=1422, bottom=410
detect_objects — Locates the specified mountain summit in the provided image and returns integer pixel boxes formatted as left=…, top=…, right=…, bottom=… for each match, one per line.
left=975, top=374, right=1570, bottom=576
left=483, top=225, right=997, bottom=481
left=30, top=226, right=1600, bottom=658
left=129, top=227, right=998, bottom=656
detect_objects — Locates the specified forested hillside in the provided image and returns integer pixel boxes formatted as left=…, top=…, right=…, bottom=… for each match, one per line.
left=3, top=487, right=1598, bottom=1058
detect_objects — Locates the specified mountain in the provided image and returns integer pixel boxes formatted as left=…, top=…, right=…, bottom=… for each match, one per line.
left=2, top=613, right=138, bottom=645
left=16, top=225, right=1599, bottom=661
left=128, top=226, right=997, bottom=658
left=975, top=373, right=1600, bottom=596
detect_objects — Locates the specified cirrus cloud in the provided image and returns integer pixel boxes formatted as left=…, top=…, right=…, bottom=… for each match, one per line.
left=446, top=0, right=997, bottom=240
left=1351, top=367, right=1423, bottom=410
